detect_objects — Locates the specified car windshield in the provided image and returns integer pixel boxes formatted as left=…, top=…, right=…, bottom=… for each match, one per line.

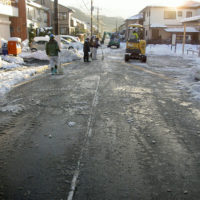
left=61, top=39, right=70, bottom=44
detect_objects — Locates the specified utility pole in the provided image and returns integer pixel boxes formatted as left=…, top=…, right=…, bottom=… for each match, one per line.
left=54, top=0, right=58, bottom=35
left=91, top=0, right=93, bottom=37
left=116, top=19, right=118, bottom=32
left=97, top=8, right=99, bottom=35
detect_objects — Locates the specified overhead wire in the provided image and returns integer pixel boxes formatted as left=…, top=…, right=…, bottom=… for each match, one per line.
left=78, top=0, right=90, bottom=15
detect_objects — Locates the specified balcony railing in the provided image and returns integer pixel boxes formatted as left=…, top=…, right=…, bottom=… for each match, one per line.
left=0, top=0, right=18, bottom=16
left=0, top=0, right=12, bottom=5
left=0, top=0, right=17, bottom=7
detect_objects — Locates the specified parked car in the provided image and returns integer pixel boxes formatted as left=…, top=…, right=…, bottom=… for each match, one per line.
left=30, top=36, right=75, bottom=52
left=60, top=35, right=83, bottom=50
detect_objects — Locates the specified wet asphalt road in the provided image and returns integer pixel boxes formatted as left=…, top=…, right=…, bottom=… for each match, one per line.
left=0, top=50, right=200, bottom=200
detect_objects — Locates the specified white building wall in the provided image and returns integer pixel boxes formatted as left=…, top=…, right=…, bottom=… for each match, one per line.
left=0, top=3, right=18, bottom=41
left=0, top=3, right=18, bottom=17
left=195, top=8, right=200, bottom=15
left=0, top=15, right=11, bottom=40
left=144, top=7, right=197, bottom=27
left=142, top=6, right=199, bottom=41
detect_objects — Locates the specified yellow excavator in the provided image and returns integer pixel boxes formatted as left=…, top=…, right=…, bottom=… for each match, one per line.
left=125, top=24, right=147, bottom=62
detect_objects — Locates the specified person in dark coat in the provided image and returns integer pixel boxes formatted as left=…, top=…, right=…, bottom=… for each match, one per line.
left=83, top=38, right=90, bottom=62
left=93, top=37, right=100, bottom=60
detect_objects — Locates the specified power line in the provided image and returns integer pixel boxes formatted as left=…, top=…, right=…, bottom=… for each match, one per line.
left=80, top=0, right=90, bottom=11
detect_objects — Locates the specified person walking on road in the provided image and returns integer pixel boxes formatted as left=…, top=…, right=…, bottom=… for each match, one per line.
left=89, top=36, right=94, bottom=60
left=83, top=38, right=90, bottom=62
left=46, top=34, right=60, bottom=75
left=93, top=37, right=100, bottom=60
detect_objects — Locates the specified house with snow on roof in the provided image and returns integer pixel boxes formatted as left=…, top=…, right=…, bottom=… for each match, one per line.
left=139, top=1, right=200, bottom=44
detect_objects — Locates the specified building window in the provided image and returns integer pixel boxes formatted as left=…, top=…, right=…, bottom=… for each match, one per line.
left=186, top=11, right=192, bottom=18
left=10, top=26, right=14, bottom=33
left=146, top=30, right=148, bottom=36
left=164, top=11, right=176, bottom=19
left=178, top=11, right=182, bottom=17
left=60, top=27, right=67, bottom=34
left=59, top=12, right=67, bottom=20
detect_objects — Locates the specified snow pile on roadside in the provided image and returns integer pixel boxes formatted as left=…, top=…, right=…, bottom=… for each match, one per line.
left=1, top=60, right=21, bottom=69
left=0, top=66, right=47, bottom=97
left=19, top=49, right=81, bottom=62
left=146, top=44, right=200, bottom=100
left=188, top=64, right=200, bottom=100
left=146, top=44, right=199, bottom=56
left=21, top=39, right=30, bottom=52
left=59, top=49, right=81, bottom=63
left=0, top=55, right=24, bottom=69
left=1, top=55, right=24, bottom=64
left=20, top=50, right=49, bottom=60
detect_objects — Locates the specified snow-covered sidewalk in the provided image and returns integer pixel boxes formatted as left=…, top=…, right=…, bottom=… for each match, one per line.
left=145, top=44, right=200, bottom=101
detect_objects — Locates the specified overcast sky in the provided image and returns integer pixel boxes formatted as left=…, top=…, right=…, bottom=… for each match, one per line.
left=58, top=0, right=200, bottom=19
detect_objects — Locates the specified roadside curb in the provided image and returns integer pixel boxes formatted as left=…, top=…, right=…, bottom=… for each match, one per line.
left=35, top=65, right=49, bottom=74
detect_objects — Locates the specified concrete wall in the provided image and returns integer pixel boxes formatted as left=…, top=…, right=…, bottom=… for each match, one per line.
left=0, top=15, right=11, bottom=40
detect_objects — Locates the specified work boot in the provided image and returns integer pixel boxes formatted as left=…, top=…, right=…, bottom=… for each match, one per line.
left=54, top=65, right=57, bottom=74
left=51, top=67, right=54, bottom=75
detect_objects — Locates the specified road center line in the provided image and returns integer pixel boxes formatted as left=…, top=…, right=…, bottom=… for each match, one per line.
left=66, top=75, right=100, bottom=200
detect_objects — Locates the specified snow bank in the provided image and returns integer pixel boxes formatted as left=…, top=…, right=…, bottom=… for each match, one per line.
left=20, top=50, right=49, bottom=60
left=8, top=37, right=21, bottom=42
left=59, top=49, right=81, bottom=63
left=0, top=66, right=47, bottom=97
left=19, top=49, right=82, bottom=62
left=21, top=39, right=30, bottom=52
left=1, top=55, right=24, bottom=64
left=147, top=44, right=200, bottom=101
left=1, top=60, right=21, bottom=69
left=146, top=44, right=200, bottom=56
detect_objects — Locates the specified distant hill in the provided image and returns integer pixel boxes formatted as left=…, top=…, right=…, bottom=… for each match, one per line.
left=70, top=7, right=125, bottom=32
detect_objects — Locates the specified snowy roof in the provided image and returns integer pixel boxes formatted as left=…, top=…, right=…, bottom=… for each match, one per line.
left=127, top=13, right=143, bottom=20
left=71, top=17, right=87, bottom=26
left=178, top=1, right=200, bottom=8
left=26, top=0, right=49, bottom=11
left=151, top=24, right=167, bottom=28
left=140, top=1, right=200, bottom=12
left=181, top=15, right=200, bottom=23
left=164, top=27, right=199, bottom=33
left=129, top=23, right=143, bottom=27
